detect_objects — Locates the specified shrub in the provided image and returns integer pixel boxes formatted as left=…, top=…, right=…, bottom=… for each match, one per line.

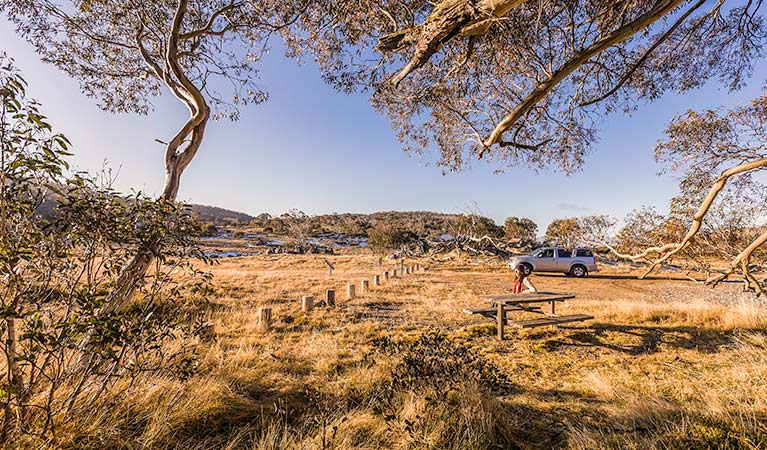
left=367, top=225, right=418, bottom=253
left=0, top=55, right=208, bottom=442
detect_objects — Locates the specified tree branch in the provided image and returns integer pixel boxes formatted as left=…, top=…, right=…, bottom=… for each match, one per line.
left=480, top=0, right=685, bottom=154
left=496, top=138, right=552, bottom=150
left=705, top=229, right=767, bottom=295
left=165, top=0, right=210, bottom=161
left=378, top=0, right=529, bottom=87
left=178, top=1, right=242, bottom=40
left=580, top=0, right=709, bottom=107
left=608, top=156, right=767, bottom=278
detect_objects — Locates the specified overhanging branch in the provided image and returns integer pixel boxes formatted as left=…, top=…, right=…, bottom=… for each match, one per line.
left=378, top=0, right=529, bottom=86
left=480, top=0, right=685, bottom=154
left=608, top=156, right=767, bottom=279
left=579, top=0, right=709, bottom=107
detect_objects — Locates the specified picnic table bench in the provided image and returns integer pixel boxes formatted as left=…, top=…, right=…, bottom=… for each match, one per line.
left=463, top=292, right=593, bottom=339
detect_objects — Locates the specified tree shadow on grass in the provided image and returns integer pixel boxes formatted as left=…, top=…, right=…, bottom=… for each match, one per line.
left=147, top=376, right=350, bottom=449
left=540, top=323, right=766, bottom=355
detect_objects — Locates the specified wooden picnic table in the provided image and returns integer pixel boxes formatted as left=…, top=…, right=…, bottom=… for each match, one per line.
left=463, top=292, right=593, bottom=339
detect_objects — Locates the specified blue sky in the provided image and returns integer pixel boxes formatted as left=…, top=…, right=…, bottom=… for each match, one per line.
left=2, top=19, right=765, bottom=230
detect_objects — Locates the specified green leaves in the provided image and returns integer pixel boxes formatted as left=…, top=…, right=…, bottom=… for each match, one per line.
left=0, top=54, right=208, bottom=439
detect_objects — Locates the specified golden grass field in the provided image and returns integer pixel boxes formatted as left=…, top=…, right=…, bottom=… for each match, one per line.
left=46, top=250, right=767, bottom=449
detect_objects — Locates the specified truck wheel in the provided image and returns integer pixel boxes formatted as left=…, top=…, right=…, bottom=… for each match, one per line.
left=570, top=264, right=587, bottom=278
left=518, top=263, right=533, bottom=276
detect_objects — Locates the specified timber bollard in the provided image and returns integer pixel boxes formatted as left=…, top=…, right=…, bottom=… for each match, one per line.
left=302, top=296, right=314, bottom=312
left=347, top=283, right=356, bottom=300
left=361, top=279, right=370, bottom=293
left=258, top=307, right=272, bottom=332
left=392, top=269, right=398, bottom=278
left=373, top=274, right=381, bottom=286
left=384, top=271, right=389, bottom=280
left=497, top=302, right=505, bottom=340
left=326, top=289, right=336, bottom=307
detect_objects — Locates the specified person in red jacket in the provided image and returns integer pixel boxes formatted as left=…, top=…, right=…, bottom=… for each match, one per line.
left=512, top=266, right=537, bottom=294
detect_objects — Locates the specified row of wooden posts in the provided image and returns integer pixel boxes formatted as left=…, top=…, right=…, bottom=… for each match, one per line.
left=256, top=261, right=424, bottom=332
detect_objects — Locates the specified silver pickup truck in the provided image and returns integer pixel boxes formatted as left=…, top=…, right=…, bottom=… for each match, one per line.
left=509, top=247, right=598, bottom=277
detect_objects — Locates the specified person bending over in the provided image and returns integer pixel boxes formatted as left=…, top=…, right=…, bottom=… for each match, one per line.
left=512, top=266, right=537, bottom=294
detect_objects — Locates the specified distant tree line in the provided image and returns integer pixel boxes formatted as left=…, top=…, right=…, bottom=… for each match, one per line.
left=242, top=210, right=545, bottom=252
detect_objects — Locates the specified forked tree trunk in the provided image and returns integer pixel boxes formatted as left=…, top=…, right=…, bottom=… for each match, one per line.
left=100, top=113, right=208, bottom=315
left=100, top=0, right=210, bottom=315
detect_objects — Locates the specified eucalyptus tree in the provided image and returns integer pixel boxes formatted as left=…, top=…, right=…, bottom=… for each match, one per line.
left=610, top=94, right=767, bottom=293
left=2, top=0, right=300, bottom=309
left=285, top=0, right=767, bottom=290
left=503, top=216, right=537, bottom=244
left=288, top=0, right=764, bottom=172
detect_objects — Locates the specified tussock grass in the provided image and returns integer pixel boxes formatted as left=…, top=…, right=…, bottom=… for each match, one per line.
left=13, top=251, right=767, bottom=449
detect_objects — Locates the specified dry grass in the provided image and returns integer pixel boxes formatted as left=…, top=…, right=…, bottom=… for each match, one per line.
left=21, top=250, right=767, bottom=449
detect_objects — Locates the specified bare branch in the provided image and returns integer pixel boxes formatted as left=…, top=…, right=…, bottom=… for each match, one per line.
left=705, top=230, right=767, bottom=295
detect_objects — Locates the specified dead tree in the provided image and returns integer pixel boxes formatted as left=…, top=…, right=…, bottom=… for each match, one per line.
left=396, top=234, right=524, bottom=258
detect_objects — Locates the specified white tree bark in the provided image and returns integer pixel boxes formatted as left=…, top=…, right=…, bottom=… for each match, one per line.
left=608, top=157, right=767, bottom=286
left=378, top=0, right=529, bottom=86
left=101, top=0, right=210, bottom=314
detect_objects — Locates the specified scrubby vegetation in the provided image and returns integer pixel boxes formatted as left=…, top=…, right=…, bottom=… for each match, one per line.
left=5, top=252, right=762, bottom=449
left=0, top=56, right=209, bottom=443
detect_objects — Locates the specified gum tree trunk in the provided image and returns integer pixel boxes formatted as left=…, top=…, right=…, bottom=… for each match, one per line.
left=100, top=0, right=209, bottom=315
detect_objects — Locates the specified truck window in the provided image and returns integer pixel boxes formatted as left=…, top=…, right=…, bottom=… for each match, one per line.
left=539, top=249, right=554, bottom=258
left=557, top=249, right=572, bottom=258
left=575, top=249, right=593, bottom=257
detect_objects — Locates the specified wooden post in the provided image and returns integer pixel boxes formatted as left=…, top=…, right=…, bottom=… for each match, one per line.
left=258, top=307, right=272, bottom=332
left=373, top=275, right=381, bottom=286
left=347, top=283, right=356, bottom=300
left=378, top=257, right=383, bottom=272
left=392, top=269, right=398, bottom=278
left=302, top=296, right=314, bottom=312
left=384, top=271, right=389, bottom=280
left=497, top=302, right=505, bottom=340
left=550, top=300, right=556, bottom=315
left=326, top=289, right=336, bottom=307
left=361, top=279, right=369, bottom=293
left=324, top=258, right=335, bottom=278
left=400, top=259, right=405, bottom=273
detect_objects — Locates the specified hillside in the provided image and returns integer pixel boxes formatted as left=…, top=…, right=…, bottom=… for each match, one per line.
left=186, top=204, right=255, bottom=225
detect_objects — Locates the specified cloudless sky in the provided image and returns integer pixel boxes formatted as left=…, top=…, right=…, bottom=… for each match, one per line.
left=2, top=19, right=765, bottom=230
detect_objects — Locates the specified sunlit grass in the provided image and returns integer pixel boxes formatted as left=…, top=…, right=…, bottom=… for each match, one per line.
left=10, top=250, right=767, bottom=449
